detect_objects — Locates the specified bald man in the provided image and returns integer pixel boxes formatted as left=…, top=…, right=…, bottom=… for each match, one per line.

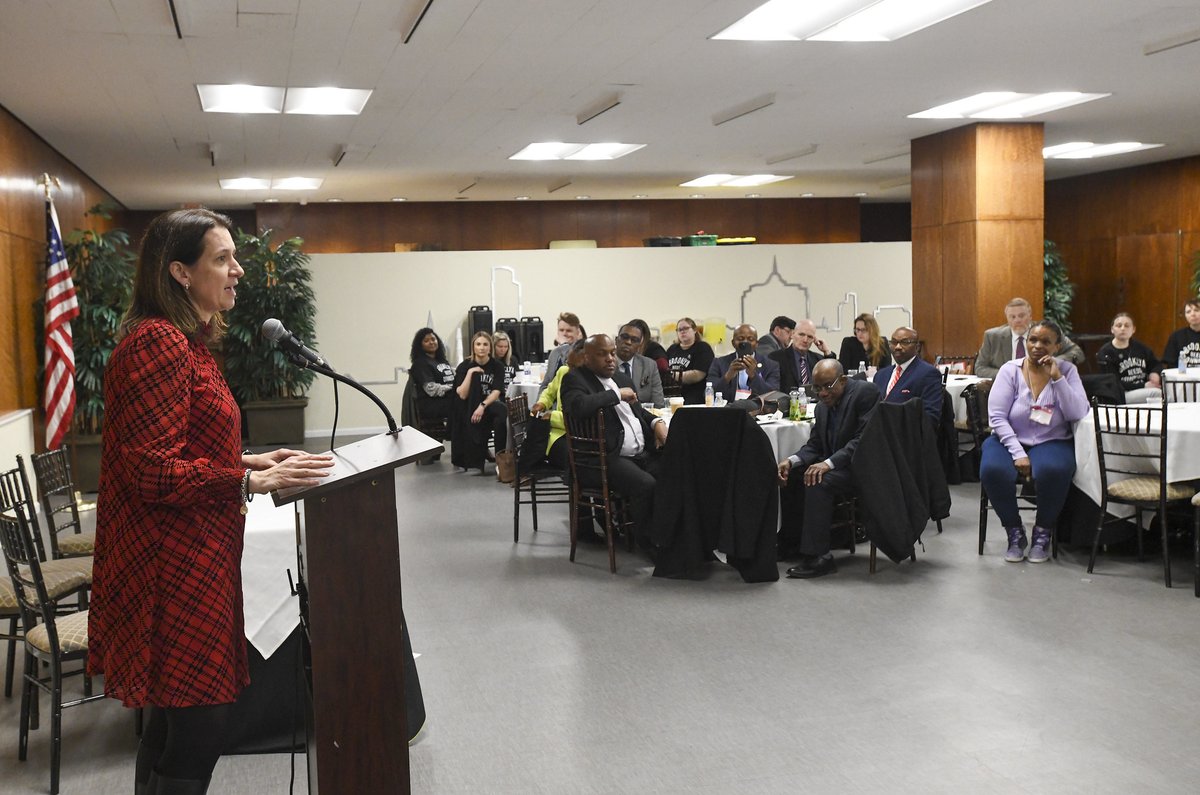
left=706, top=323, right=781, bottom=405
left=871, top=327, right=944, bottom=422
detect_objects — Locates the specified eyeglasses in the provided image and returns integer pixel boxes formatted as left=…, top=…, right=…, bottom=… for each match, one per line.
left=676, top=326, right=694, bottom=334
left=854, top=326, right=868, bottom=333
left=617, top=333, right=643, bottom=344
left=813, top=376, right=845, bottom=392
left=888, top=338, right=919, bottom=347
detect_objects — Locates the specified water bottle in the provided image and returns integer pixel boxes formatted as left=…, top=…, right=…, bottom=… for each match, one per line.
left=798, top=390, right=809, bottom=419
left=788, top=390, right=801, bottom=420
left=705, top=381, right=714, bottom=407
left=858, top=360, right=866, bottom=377
left=522, top=360, right=532, bottom=378
left=1180, top=352, right=1188, bottom=374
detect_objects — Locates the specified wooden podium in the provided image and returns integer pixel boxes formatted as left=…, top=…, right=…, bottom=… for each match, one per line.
left=273, top=429, right=443, bottom=794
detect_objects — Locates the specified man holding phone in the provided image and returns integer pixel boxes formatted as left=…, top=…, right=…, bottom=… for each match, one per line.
left=707, top=323, right=781, bottom=406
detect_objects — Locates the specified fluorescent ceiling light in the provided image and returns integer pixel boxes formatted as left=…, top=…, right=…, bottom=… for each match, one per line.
left=509, top=142, right=644, bottom=161
left=198, top=84, right=285, bottom=114
left=284, top=87, right=372, bottom=115
left=713, top=0, right=993, bottom=42
left=909, top=91, right=1109, bottom=119
left=272, top=177, right=324, bottom=190
left=219, top=178, right=271, bottom=190
left=680, top=174, right=792, bottom=188
left=1044, top=142, right=1163, bottom=159
left=809, top=0, right=994, bottom=42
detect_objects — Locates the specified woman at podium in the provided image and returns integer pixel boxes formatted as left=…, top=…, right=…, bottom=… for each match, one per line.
left=89, top=208, right=332, bottom=795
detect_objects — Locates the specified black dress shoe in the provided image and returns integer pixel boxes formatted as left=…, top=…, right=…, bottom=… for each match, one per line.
left=786, top=555, right=837, bottom=579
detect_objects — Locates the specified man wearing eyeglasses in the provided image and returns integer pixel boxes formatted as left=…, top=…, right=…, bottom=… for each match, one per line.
left=776, top=359, right=879, bottom=578
left=615, top=322, right=666, bottom=407
left=872, top=327, right=944, bottom=422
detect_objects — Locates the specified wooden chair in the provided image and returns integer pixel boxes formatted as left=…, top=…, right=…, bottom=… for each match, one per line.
left=506, top=395, right=570, bottom=542
left=935, top=354, right=977, bottom=375
left=0, top=510, right=103, bottom=795
left=1163, top=376, right=1200, bottom=403
left=564, top=412, right=634, bottom=573
left=30, top=449, right=94, bottom=559
left=1088, top=396, right=1191, bottom=587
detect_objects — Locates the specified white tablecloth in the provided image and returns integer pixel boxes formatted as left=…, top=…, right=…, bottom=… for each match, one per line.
left=665, top=405, right=812, bottom=462
left=242, top=497, right=301, bottom=658
left=1073, top=403, right=1200, bottom=511
left=506, top=379, right=542, bottom=405
left=944, top=374, right=982, bottom=424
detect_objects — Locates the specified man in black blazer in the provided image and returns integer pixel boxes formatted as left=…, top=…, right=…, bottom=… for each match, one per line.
left=872, top=326, right=944, bottom=422
left=777, top=359, right=880, bottom=578
left=771, top=318, right=835, bottom=392
left=557, top=334, right=667, bottom=545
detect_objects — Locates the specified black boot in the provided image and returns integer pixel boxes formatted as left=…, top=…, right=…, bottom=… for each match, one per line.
left=134, top=742, right=160, bottom=795
left=153, top=773, right=211, bottom=794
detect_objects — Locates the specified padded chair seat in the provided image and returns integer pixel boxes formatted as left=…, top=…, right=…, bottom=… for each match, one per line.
left=27, top=609, right=89, bottom=654
left=0, top=557, right=92, bottom=610
left=1107, top=477, right=1193, bottom=503
left=953, top=419, right=969, bottom=431
left=56, top=531, right=95, bottom=556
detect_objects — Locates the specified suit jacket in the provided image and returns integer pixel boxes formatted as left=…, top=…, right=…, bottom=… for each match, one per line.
left=617, top=353, right=665, bottom=407
left=792, top=378, right=880, bottom=471
left=707, top=351, right=781, bottom=401
left=756, top=333, right=782, bottom=355
left=873, top=357, right=944, bottom=421
left=975, top=325, right=1084, bottom=378
left=539, top=341, right=572, bottom=389
left=561, top=366, right=658, bottom=456
left=770, top=346, right=833, bottom=392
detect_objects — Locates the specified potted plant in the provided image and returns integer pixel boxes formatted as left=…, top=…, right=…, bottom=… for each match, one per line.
left=61, top=205, right=136, bottom=490
left=223, top=228, right=317, bottom=445
left=1043, top=239, right=1075, bottom=334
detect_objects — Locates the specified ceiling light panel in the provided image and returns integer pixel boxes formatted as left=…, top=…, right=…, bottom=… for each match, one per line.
left=272, top=177, right=324, bottom=190
left=510, top=142, right=644, bottom=161
left=219, top=177, right=271, bottom=190
left=680, top=174, right=792, bottom=188
left=1045, top=142, right=1163, bottom=159
left=283, top=87, right=373, bottom=115
left=713, top=0, right=993, bottom=42
left=712, top=0, right=865, bottom=41
left=198, top=84, right=285, bottom=114
left=909, top=91, right=1110, bottom=119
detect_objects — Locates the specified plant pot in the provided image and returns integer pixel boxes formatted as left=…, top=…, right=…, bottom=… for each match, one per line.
left=68, top=433, right=103, bottom=494
left=244, top=398, right=309, bottom=447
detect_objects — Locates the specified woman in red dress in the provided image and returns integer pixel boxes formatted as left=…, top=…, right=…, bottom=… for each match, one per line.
left=88, top=209, right=332, bottom=795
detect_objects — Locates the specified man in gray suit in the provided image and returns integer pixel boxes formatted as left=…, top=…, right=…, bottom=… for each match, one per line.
left=615, top=322, right=666, bottom=407
left=975, top=297, right=1083, bottom=378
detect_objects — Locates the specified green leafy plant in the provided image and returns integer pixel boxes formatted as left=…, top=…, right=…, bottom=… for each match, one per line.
left=1043, top=239, right=1075, bottom=335
left=223, top=228, right=317, bottom=403
left=62, top=205, right=135, bottom=435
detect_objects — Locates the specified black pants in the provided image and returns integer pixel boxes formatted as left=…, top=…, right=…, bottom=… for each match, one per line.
left=142, top=702, right=234, bottom=780
left=778, top=466, right=854, bottom=557
left=550, top=439, right=658, bottom=545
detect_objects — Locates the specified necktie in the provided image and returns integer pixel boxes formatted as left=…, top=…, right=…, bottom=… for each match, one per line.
left=1015, top=336, right=1025, bottom=359
left=621, top=361, right=631, bottom=378
left=886, top=364, right=902, bottom=396
left=798, top=354, right=810, bottom=385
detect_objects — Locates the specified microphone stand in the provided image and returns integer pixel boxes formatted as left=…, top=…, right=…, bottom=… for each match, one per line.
left=284, top=352, right=400, bottom=435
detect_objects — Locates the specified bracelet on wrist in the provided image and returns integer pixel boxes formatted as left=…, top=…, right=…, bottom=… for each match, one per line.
left=240, top=469, right=253, bottom=515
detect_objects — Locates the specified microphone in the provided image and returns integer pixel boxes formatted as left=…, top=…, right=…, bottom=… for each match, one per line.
left=262, top=318, right=327, bottom=368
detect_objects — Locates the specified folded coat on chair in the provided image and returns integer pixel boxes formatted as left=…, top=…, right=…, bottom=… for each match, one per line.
left=851, top=399, right=952, bottom=563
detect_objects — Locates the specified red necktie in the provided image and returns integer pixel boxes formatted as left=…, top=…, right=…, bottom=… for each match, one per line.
left=887, top=364, right=902, bottom=396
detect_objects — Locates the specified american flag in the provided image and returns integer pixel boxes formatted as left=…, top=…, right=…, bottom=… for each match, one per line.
left=43, top=200, right=79, bottom=449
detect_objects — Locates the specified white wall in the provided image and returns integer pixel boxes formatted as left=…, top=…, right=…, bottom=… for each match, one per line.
left=0, top=409, right=35, bottom=465
left=304, top=242, right=912, bottom=436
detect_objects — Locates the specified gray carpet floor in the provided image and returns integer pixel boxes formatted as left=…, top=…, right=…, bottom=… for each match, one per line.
left=2, top=456, right=1199, bottom=794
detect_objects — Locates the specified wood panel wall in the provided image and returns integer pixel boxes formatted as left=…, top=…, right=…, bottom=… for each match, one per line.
left=1045, top=155, right=1200, bottom=355
left=253, top=197, right=862, bottom=253
left=0, top=105, right=120, bottom=415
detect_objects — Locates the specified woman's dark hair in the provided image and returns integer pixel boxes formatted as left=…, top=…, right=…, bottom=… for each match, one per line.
left=627, top=318, right=653, bottom=345
left=1029, top=318, right=1063, bottom=344
left=120, top=208, right=235, bottom=340
left=409, top=327, right=446, bottom=364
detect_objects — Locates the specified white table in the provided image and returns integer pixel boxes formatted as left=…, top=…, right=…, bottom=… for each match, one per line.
left=1072, top=402, right=1200, bottom=514
left=506, top=378, right=543, bottom=406
left=242, top=497, right=301, bottom=658
left=664, top=405, right=812, bottom=462
left=944, top=374, right=982, bottom=424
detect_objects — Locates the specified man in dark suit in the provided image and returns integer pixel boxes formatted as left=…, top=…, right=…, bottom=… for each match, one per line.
left=615, top=322, right=665, bottom=407
left=557, top=334, right=667, bottom=545
left=777, top=359, right=880, bottom=578
left=771, top=318, right=835, bottom=392
left=707, top=323, right=781, bottom=406
left=872, top=326, right=944, bottom=422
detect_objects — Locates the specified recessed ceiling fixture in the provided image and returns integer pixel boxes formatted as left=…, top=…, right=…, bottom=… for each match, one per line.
left=575, top=195, right=591, bottom=200
left=801, top=192, right=815, bottom=197
left=854, top=192, right=868, bottom=197
left=510, top=142, right=645, bottom=160
left=263, top=198, right=279, bottom=203
left=197, top=84, right=371, bottom=115
left=327, top=198, right=343, bottom=202
left=273, top=177, right=324, bottom=190
left=909, top=91, right=1110, bottom=119
left=713, top=0, right=993, bottom=42
left=515, top=195, right=530, bottom=200
left=680, top=174, right=793, bottom=188
left=632, top=194, right=649, bottom=199
left=689, top=194, right=705, bottom=199
left=219, top=178, right=271, bottom=190
left=391, top=197, right=407, bottom=202
left=1043, top=141, right=1163, bottom=159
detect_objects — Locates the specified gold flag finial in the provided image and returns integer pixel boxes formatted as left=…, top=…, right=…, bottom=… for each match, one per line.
left=37, top=173, right=61, bottom=202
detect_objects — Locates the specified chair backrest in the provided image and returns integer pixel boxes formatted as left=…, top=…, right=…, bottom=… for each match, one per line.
left=564, top=410, right=612, bottom=502
left=1163, top=377, right=1200, bottom=403
left=507, top=393, right=530, bottom=449
left=0, top=511, right=55, bottom=638
left=30, top=448, right=83, bottom=559
left=1091, top=395, right=1168, bottom=495
left=0, top=459, right=48, bottom=562
left=962, top=380, right=992, bottom=442
left=935, top=354, right=977, bottom=375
